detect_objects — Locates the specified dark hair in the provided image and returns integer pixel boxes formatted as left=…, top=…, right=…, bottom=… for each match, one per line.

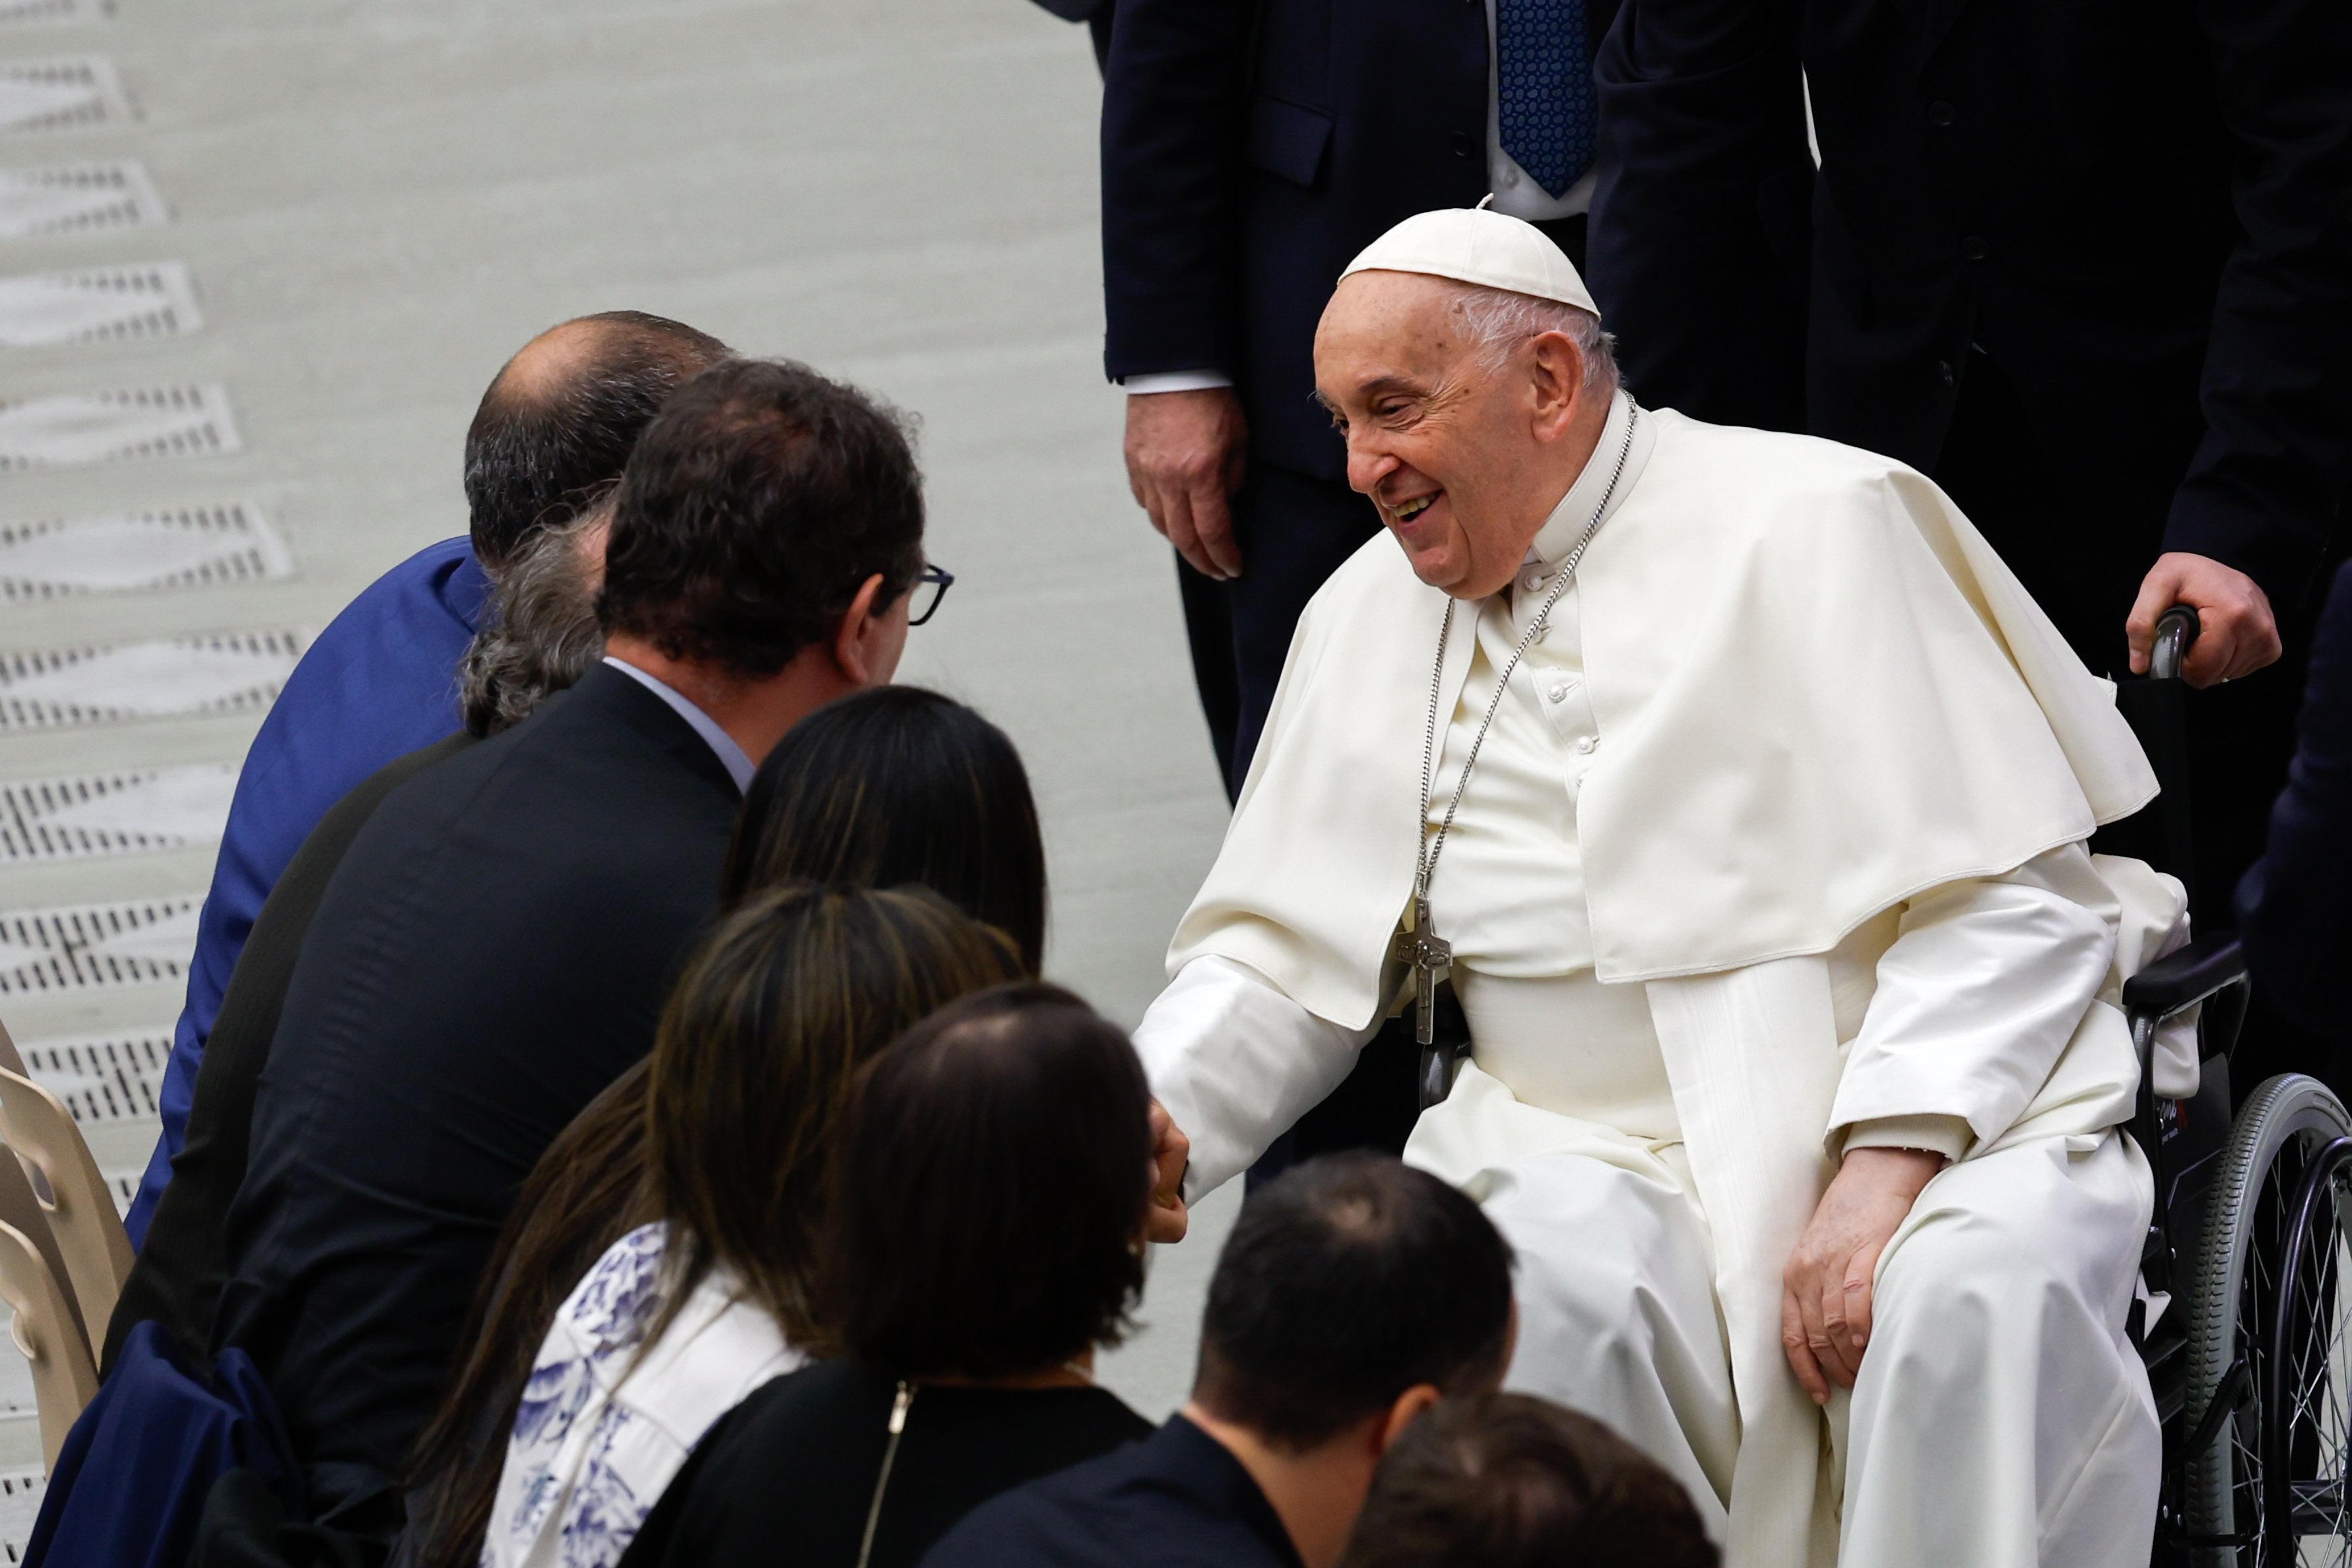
left=597, top=358, right=925, bottom=677
left=645, top=883, right=1024, bottom=1348
left=457, top=504, right=610, bottom=736
left=1194, top=1154, right=1515, bottom=1450
left=463, top=311, right=731, bottom=570
left=405, top=884, right=1020, bottom=1568
left=819, top=983, right=1152, bottom=1378
left=720, top=687, right=1047, bottom=973
left=1339, top=1393, right=1720, bottom=1568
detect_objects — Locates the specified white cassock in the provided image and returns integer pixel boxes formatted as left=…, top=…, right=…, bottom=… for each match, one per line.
left=1136, top=393, right=2205, bottom=1568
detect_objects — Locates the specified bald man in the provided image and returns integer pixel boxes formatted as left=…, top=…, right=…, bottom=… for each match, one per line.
left=125, top=313, right=731, bottom=1245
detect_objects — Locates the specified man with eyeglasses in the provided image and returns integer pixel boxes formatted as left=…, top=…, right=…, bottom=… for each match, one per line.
left=208, top=358, right=937, bottom=1542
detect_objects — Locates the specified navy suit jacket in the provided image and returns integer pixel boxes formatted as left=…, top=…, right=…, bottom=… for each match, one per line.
left=1586, top=0, right=2352, bottom=612
left=211, top=665, right=740, bottom=1489
left=923, top=1415, right=1300, bottom=1568
left=2238, top=560, right=2352, bottom=1041
left=125, top=537, right=488, bottom=1247
left=1101, top=0, right=1614, bottom=484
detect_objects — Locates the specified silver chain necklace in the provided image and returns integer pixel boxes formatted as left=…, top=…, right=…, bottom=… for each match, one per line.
left=1394, top=400, right=1639, bottom=1062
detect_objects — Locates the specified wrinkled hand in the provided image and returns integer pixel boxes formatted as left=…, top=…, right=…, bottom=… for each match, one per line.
left=2127, top=552, right=2283, bottom=687
left=1146, top=1099, right=1191, bottom=1243
left=1124, top=387, right=1248, bottom=580
left=1780, top=1148, right=1944, bottom=1402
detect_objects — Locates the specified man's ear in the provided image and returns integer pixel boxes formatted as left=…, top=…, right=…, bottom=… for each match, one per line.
left=831, top=572, right=890, bottom=686
left=1526, top=330, right=1586, bottom=441
left=1375, top=1384, right=1442, bottom=1455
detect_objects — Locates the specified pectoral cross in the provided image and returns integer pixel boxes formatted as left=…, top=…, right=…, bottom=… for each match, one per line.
left=1390, top=894, right=1453, bottom=1047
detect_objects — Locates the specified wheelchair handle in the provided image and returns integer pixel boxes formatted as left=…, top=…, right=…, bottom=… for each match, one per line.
left=2149, top=604, right=2200, bottom=682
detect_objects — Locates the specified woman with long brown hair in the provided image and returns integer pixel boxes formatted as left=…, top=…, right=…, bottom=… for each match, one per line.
left=401, top=688, right=1046, bottom=1568
left=472, top=884, right=1020, bottom=1568
left=615, top=983, right=1160, bottom=1568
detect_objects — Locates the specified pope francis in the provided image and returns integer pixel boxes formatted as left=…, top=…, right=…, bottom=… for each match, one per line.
left=1130, top=209, right=2190, bottom=1567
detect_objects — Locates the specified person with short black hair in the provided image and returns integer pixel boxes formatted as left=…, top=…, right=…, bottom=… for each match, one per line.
left=923, top=1153, right=1515, bottom=1568
left=1338, top=1392, right=1718, bottom=1568
left=618, top=984, right=1158, bottom=1568
left=210, top=356, right=936, bottom=1535
left=599, top=356, right=927, bottom=682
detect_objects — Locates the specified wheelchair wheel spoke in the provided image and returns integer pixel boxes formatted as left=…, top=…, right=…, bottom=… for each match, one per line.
left=2275, top=1150, right=2352, bottom=1559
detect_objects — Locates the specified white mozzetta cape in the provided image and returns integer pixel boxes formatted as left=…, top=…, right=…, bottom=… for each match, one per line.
left=1171, top=408, right=2157, bottom=1014
left=1164, top=409, right=2167, bottom=1568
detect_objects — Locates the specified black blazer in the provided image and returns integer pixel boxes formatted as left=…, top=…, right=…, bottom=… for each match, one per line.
left=104, top=733, right=476, bottom=1378
left=618, top=1362, right=1153, bottom=1568
left=1101, top=0, right=1615, bottom=484
left=2238, top=560, right=2352, bottom=1040
left=212, top=665, right=740, bottom=1491
left=1586, top=0, right=2352, bottom=608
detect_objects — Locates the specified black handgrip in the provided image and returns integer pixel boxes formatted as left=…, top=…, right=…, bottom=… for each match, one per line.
left=2149, top=604, right=2200, bottom=682
left=2122, top=933, right=2246, bottom=1017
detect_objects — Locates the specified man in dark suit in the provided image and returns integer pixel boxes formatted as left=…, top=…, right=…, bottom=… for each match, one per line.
left=2238, top=560, right=2352, bottom=1057
left=1103, top=0, right=1619, bottom=799
left=211, top=358, right=932, bottom=1522
left=927, top=1155, right=1517, bottom=1568
left=106, top=511, right=611, bottom=1377
left=125, top=311, right=731, bottom=1246
left=1583, top=0, right=2352, bottom=940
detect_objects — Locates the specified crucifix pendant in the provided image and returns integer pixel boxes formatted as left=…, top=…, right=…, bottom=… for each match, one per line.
left=1390, top=896, right=1453, bottom=1047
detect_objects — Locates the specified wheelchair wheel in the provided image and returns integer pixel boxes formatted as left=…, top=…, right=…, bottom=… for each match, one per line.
left=2184, top=1074, right=2352, bottom=1565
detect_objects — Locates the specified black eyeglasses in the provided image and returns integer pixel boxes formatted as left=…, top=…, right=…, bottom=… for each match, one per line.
left=907, top=563, right=954, bottom=627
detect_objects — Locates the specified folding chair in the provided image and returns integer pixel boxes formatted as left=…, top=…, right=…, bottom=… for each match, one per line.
left=0, top=1020, right=134, bottom=1352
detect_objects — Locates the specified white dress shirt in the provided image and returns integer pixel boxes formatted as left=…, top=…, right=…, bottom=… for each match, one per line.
left=601, top=655, right=756, bottom=795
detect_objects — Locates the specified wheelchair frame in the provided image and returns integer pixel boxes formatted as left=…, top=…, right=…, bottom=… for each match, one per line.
left=2128, top=610, right=2351, bottom=1567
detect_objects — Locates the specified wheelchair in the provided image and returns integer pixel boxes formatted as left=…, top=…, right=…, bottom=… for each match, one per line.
left=2124, top=607, right=2350, bottom=1565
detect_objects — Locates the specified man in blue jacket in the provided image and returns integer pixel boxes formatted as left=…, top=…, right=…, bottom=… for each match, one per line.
left=123, top=310, right=731, bottom=1245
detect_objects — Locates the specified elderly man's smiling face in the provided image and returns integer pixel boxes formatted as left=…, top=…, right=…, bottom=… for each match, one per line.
left=1314, top=270, right=1605, bottom=600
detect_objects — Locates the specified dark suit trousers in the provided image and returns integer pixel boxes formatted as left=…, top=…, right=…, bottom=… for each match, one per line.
left=1177, top=463, right=1384, bottom=799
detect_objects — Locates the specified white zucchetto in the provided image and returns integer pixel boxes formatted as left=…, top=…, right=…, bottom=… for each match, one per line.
left=1340, top=207, right=1600, bottom=316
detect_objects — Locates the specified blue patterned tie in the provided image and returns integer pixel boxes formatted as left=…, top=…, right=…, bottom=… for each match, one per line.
left=1496, top=0, right=1596, bottom=199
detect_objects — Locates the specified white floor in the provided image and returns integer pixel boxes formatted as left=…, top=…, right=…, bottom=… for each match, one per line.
left=0, top=0, right=1241, bottom=1509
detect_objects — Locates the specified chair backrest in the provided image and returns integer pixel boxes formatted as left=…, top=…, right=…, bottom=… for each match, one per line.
left=0, top=1020, right=134, bottom=1346
left=0, top=1216, right=98, bottom=1468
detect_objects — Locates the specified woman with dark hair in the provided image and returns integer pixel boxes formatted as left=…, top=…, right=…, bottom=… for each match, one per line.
left=403, top=690, right=1047, bottom=1568
left=615, top=983, right=1158, bottom=1568
left=414, top=886, right=1021, bottom=1568
left=722, top=684, right=1047, bottom=972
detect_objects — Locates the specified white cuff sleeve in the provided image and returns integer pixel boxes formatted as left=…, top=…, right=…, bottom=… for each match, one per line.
left=1131, top=956, right=1375, bottom=1200
left=1827, top=843, right=2118, bottom=1158
left=1121, top=370, right=1235, bottom=395
left=1841, top=1113, right=1972, bottom=1163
